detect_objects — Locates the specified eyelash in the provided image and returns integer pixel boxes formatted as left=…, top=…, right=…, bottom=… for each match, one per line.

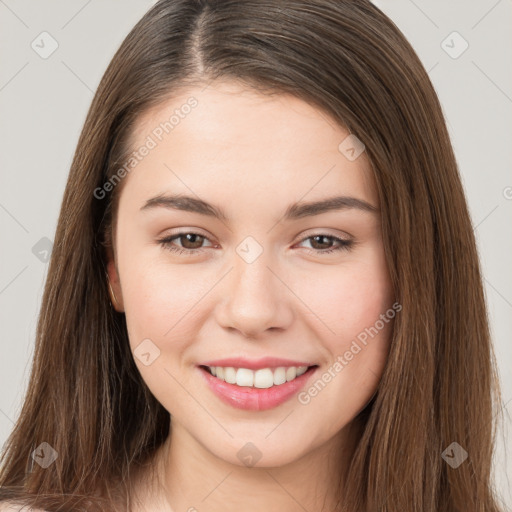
left=157, top=231, right=354, bottom=256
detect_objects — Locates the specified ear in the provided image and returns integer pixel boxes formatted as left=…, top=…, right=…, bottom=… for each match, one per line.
left=105, top=246, right=125, bottom=312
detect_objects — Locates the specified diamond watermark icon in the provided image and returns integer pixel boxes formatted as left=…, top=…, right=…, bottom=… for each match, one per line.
left=441, top=31, right=469, bottom=59
left=31, top=442, right=58, bottom=469
left=134, top=338, right=161, bottom=366
left=338, top=134, right=365, bottom=161
left=237, top=442, right=263, bottom=467
left=236, top=236, right=264, bottom=264
left=31, top=31, right=59, bottom=59
left=441, top=441, right=468, bottom=468
left=32, top=236, right=53, bottom=263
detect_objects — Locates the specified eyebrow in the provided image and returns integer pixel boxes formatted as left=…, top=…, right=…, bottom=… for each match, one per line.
left=140, top=193, right=379, bottom=221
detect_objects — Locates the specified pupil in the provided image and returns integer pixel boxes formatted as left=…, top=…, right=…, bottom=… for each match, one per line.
left=313, top=235, right=330, bottom=249
left=184, top=234, right=202, bottom=248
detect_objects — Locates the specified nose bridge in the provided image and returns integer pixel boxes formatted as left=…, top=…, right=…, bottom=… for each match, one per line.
left=231, top=239, right=278, bottom=308
left=218, top=237, right=291, bottom=336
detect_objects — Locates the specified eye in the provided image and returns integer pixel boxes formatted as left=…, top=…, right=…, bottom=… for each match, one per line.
left=157, top=231, right=354, bottom=256
left=295, top=233, right=354, bottom=255
left=157, top=231, right=214, bottom=255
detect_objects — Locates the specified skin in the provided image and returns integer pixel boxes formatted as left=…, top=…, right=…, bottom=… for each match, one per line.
left=106, top=80, right=396, bottom=512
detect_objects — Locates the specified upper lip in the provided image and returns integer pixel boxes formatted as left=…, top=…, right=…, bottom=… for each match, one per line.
left=199, top=357, right=317, bottom=371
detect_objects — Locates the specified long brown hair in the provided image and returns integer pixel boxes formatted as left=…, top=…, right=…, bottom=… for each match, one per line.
left=0, top=1, right=505, bottom=511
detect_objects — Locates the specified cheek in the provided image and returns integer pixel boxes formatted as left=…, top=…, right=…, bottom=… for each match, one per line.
left=302, top=244, right=393, bottom=343
left=118, top=256, right=202, bottom=408
left=296, top=243, right=394, bottom=391
left=337, top=271, right=393, bottom=343
left=116, top=241, right=202, bottom=354
left=295, top=258, right=394, bottom=426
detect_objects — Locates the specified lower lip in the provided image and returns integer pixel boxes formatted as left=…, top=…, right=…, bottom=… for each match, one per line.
left=197, top=365, right=318, bottom=411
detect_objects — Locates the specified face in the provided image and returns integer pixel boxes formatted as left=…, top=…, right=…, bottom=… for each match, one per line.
left=107, top=80, right=396, bottom=468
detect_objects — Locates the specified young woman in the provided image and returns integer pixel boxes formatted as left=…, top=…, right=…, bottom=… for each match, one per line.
left=0, top=1, right=506, bottom=511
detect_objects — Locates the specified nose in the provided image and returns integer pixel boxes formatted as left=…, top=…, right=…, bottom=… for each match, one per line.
left=215, top=252, right=294, bottom=339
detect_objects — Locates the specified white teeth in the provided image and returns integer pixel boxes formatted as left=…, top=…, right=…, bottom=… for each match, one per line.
left=286, top=367, right=296, bottom=381
left=273, top=367, right=287, bottom=385
left=296, top=366, right=308, bottom=377
left=224, top=367, right=237, bottom=384
left=206, top=365, right=311, bottom=388
left=236, top=368, right=254, bottom=387
left=254, top=368, right=273, bottom=389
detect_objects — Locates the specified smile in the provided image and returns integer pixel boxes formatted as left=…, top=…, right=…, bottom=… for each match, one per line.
left=197, top=364, right=319, bottom=411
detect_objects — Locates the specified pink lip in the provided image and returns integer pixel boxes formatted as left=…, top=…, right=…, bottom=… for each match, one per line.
left=197, top=365, right=318, bottom=411
left=199, top=356, right=315, bottom=371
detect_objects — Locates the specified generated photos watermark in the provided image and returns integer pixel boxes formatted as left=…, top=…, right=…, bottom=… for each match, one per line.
left=93, top=96, right=198, bottom=200
left=297, top=301, right=402, bottom=405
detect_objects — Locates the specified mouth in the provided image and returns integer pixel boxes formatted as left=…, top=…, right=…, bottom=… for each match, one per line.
left=197, top=364, right=319, bottom=411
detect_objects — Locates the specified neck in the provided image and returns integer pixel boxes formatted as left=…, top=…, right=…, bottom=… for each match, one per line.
left=134, top=417, right=363, bottom=512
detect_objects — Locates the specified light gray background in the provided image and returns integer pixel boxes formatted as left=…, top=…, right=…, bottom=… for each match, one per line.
left=1, top=0, right=511, bottom=508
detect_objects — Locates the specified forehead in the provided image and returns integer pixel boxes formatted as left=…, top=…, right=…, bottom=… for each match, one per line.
left=120, top=80, right=378, bottom=212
